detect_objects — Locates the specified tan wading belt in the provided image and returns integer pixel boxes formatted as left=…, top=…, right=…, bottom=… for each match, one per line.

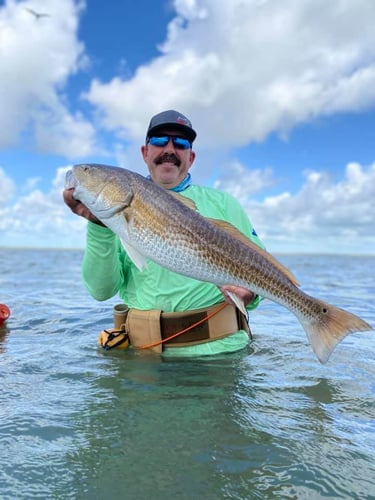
left=125, top=303, right=251, bottom=354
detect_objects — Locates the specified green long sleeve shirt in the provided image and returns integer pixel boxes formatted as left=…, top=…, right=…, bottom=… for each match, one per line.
left=82, top=184, right=265, bottom=356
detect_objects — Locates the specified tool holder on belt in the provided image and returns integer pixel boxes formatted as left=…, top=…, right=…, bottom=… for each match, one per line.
left=98, top=304, right=130, bottom=350
left=99, top=302, right=251, bottom=353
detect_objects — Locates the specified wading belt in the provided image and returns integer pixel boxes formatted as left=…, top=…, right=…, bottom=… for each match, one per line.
left=119, top=303, right=251, bottom=354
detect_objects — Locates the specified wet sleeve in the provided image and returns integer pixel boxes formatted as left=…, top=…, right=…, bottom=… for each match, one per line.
left=81, top=221, right=123, bottom=301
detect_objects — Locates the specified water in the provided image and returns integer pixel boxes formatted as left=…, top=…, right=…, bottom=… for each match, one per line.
left=0, top=249, right=374, bottom=499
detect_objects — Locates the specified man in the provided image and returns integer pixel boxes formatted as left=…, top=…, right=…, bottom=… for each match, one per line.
left=63, top=110, right=265, bottom=356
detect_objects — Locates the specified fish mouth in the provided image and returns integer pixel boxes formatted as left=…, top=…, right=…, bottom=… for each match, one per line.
left=65, top=169, right=77, bottom=189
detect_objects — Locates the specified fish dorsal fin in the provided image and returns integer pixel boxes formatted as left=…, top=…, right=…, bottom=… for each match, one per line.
left=207, top=218, right=300, bottom=286
left=168, top=192, right=198, bottom=211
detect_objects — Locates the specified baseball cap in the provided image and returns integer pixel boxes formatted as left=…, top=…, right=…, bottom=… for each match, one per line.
left=146, top=110, right=197, bottom=143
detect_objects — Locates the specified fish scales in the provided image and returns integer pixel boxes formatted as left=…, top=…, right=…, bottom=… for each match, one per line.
left=65, top=164, right=373, bottom=363
left=129, top=177, right=293, bottom=297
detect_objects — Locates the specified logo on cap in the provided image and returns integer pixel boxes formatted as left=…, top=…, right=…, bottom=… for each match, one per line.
left=176, top=116, right=191, bottom=126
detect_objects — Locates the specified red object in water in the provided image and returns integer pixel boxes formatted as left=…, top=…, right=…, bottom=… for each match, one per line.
left=0, top=304, right=11, bottom=326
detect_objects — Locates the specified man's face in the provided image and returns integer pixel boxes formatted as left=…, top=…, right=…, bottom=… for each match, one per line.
left=141, top=128, right=196, bottom=189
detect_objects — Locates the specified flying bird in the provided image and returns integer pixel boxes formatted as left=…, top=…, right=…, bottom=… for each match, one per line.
left=24, top=7, right=50, bottom=20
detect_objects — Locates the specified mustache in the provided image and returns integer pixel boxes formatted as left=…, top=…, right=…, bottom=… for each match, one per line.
left=155, top=153, right=181, bottom=166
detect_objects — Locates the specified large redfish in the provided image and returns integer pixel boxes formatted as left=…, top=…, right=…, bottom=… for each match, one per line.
left=65, top=164, right=372, bottom=363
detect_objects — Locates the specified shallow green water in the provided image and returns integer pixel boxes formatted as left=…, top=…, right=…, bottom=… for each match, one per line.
left=0, top=249, right=374, bottom=499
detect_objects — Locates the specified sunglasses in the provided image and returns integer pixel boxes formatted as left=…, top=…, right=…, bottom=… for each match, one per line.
left=147, top=135, right=191, bottom=150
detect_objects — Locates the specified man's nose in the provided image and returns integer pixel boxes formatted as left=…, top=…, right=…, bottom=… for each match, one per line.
left=164, top=137, right=176, bottom=150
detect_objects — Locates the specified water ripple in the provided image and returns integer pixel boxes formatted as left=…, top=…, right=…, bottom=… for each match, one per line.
left=0, top=249, right=374, bottom=499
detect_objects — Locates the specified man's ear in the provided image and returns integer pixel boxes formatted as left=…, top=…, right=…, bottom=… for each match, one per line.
left=189, top=150, right=196, bottom=165
left=141, top=144, right=148, bottom=161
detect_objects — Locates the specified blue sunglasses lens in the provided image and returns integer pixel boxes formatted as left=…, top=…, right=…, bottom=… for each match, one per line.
left=148, top=136, right=191, bottom=149
left=173, top=136, right=191, bottom=149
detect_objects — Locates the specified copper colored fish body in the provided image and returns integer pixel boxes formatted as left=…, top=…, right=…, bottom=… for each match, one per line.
left=65, top=164, right=373, bottom=363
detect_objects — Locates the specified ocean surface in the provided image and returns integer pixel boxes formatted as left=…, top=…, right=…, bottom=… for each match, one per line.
left=0, top=248, right=374, bottom=500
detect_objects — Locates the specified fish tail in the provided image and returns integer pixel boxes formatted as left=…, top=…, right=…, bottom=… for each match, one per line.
left=300, top=301, right=373, bottom=364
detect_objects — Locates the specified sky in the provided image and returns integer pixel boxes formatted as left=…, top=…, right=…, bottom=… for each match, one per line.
left=0, top=0, right=375, bottom=255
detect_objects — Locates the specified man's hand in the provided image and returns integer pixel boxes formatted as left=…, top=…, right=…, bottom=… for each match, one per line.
left=63, top=188, right=105, bottom=226
left=219, top=285, right=257, bottom=308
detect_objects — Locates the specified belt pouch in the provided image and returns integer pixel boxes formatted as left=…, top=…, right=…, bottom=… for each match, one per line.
left=161, top=304, right=240, bottom=347
left=126, top=309, right=163, bottom=354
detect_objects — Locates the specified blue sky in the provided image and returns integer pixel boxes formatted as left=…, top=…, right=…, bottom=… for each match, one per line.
left=0, top=0, right=374, bottom=254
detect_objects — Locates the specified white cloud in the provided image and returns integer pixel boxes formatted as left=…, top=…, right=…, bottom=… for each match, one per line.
left=0, top=0, right=374, bottom=254
left=21, top=177, right=42, bottom=193
left=1, top=161, right=373, bottom=254
left=1, top=0, right=375, bottom=157
left=0, top=167, right=16, bottom=204
left=213, top=159, right=374, bottom=252
left=0, top=166, right=86, bottom=248
left=84, top=0, right=375, bottom=148
left=236, top=162, right=375, bottom=254
left=213, top=160, right=275, bottom=204
left=33, top=103, right=100, bottom=158
left=0, top=0, right=98, bottom=157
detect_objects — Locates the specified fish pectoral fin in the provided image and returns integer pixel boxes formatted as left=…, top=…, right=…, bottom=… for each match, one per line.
left=168, top=192, right=198, bottom=211
left=119, top=208, right=147, bottom=271
left=120, top=238, right=148, bottom=271
left=208, top=218, right=300, bottom=287
left=226, top=291, right=247, bottom=315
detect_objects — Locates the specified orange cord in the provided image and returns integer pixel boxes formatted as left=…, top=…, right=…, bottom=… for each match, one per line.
left=139, top=302, right=228, bottom=349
